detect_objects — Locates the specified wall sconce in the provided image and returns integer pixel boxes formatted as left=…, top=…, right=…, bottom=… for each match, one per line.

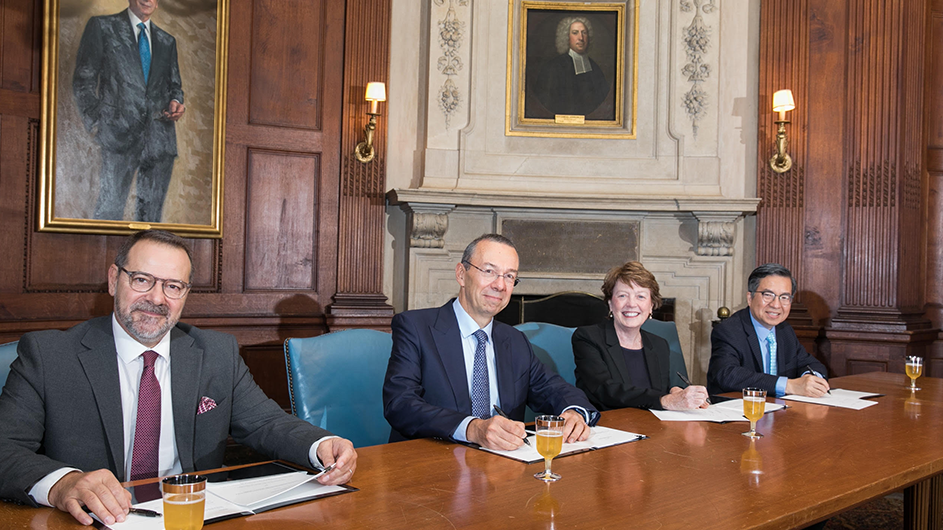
left=354, top=82, right=387, bottom=164
left=769, top=89, right=795, bottom=173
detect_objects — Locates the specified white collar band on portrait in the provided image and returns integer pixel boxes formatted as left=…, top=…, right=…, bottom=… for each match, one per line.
left=568, top=49, right=593, bottom=75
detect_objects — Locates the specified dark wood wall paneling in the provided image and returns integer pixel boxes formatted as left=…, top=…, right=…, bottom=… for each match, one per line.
left=0, top=0, right=392, bottom=409
left=759, top=1, right=939, bottom=377
left=928, top=0, right=943, bottom=373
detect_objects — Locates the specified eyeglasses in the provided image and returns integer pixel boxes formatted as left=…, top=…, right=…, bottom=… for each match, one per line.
left=118, top=267, right=191, bottom=299
left=463, top=261, right=521, bottom=287
left=753, top=290, right=793, bottom=305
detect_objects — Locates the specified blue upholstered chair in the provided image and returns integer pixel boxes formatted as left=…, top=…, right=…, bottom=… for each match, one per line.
left=284, top=330, right=393, bottom=448
left=0, top=341, right=18, bottom=390
left=641, top=319, right=689, bottom=389
left=514, top=322, right=577, bottom=422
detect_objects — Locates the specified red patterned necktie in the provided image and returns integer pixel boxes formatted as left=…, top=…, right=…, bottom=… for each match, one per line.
left=130, top=350, right=161, bottom=481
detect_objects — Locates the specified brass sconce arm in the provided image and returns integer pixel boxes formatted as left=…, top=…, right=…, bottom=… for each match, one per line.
left=355, top=113, right=379, bottom=163
left=769, top=119, right=793, bottom=173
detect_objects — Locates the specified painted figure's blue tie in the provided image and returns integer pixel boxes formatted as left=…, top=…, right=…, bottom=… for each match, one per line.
left=471, top=330, right=491, bottom=419
left=767, top=333, right=778, bottom=376
left=138, top=22, right=151, bottom=83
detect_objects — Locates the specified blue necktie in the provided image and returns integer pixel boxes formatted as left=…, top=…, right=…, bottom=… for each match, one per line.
left=767, top=333, right=778, bottom=376
left=138, top=22, right=151, bottom=83
left=471, top=330, right=491, bottom=419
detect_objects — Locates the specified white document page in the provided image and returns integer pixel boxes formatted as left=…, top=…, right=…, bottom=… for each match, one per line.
left=780, top=388, right=881, bottom=410
left=100, top=471, right=348, bottom=529
left=651, top=399, right=786, bottom=422
left=480, top=425, right=644, bottom=463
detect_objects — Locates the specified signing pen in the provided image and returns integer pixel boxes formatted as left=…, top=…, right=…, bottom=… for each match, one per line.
left=492, top=404, right=531, bottom=446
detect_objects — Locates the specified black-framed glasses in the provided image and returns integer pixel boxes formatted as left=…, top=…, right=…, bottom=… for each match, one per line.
left=753, top=290, right=793, bottom=305
left=118, top=267, right=191, bottom=299
left=463, top=261, right=521, bottom=287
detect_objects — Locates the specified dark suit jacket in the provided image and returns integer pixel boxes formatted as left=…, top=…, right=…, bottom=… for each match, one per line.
left=573, top=321, right=673, bottom=411
left=0, top=317, right=329, bottom=506
left=382, top=301, right=598, bottom=443
left=707, top=308, right=827, bottom=395
left=73, top=10, right=183, bottom=160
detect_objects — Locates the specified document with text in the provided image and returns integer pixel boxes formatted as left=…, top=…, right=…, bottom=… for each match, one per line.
left=651, top=399, right=786, bottom=422
left=100, top=471, right=353, bottom=529
left=480, top=425, right=646, bottom=464
left=780, top=388, right=881, bottom=410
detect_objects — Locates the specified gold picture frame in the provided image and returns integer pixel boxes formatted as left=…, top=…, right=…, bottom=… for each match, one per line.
left=505, top=0, right=637, bottom=139
left=39, top=0, right=229, bottom=237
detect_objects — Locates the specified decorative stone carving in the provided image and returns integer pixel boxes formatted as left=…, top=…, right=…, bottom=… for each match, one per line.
left=434, top=0, right=467, bottom=128
left=680, top=0, right=715, bottom=136
left=404, top=204, right=452, bottom=249
left=693, top=212, right=738, bottom=256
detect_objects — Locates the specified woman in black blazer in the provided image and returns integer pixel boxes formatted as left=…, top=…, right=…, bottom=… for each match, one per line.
left=573, top=261, right=709, bottom=411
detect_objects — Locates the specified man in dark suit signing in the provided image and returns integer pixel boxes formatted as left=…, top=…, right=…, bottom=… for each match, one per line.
left=0, top=230, right=357, bottom=526
left=383, top=234, right=598, bottom=451
left=73, top=0, right=185, bottom=222
left=707, top=263, right=829, bottom=397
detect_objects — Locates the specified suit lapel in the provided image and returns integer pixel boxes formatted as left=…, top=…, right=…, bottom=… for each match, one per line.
left=77, top=319, right=126, bottom=480
left=604, top=322, right=632, bottom=385
left=431, top=304, right=472, bottom=414
left=114, top=10, right=147, bottom=86
left=148, top=22, right=168, bottom=90
left=740, top=310, right=765, bottom=372
left=169, top=327, right=202, bottom=472
left=493, top=325, right=515, bottom=410
left=641, top=331, right=668, bottom=390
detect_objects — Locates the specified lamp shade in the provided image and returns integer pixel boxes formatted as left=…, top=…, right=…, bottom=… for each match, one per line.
left=365, top=82, right=387, bottom=102
left=772, top=89, right=795, bottom=112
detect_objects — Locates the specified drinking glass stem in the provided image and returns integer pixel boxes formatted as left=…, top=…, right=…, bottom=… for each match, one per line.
left=750, top=421, right=757, bottom=436
left=544, top=458, right=552, bottom=477
left=911, top=378, right=917, bottom=390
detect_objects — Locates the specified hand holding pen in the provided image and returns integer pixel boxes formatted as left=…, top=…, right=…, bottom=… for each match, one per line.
left=493, top=405, right=531, bottom=446
left=675, top=372, right=712, bottom=407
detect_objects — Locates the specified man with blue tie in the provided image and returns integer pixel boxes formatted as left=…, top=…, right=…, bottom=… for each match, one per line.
left=707, top=263, right=829, bottom=397
left=73, top=0, right=185, bottom=222
left=383, top=234, right=599, bottom=451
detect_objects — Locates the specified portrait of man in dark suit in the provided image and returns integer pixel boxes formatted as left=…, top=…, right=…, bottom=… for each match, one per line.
left=73, top=0, right=185, bottom=223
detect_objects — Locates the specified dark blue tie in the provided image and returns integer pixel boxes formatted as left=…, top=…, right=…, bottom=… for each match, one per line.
left=138, top=22, right=151, bottom=83
left=471, top=330, right=491, bottom=419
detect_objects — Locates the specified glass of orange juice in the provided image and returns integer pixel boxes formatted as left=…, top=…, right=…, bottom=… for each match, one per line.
left=533, top=415, right=565, bottom=482
left=742, top=388, right=766, bottom=439
left=161, top=474, right=206, bottom=530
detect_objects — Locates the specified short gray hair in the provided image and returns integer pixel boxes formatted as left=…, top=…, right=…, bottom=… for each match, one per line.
left=747, top=263, right=796, bottom=295
left=461, top=234, right=517, bottom=267
left=555, top=16, right=594, bottom=55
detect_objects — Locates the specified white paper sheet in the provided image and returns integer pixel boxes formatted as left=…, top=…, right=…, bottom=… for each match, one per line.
left=479, top=425, right=645, bottom=463
left=651, top=399, right=786, bottom=422
left=779, top=388, right=881, bottom=410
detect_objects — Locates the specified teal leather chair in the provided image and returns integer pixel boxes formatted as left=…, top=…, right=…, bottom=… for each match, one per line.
left=641, top=319, right=689, bottom=389
left=284, top=330, right=393, bottom=448
left=514, top=322, right=577, bottom=422
left=0, top=341, right=18, bottom=390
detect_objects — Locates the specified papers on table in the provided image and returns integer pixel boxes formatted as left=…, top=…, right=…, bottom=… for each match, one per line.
left=651, top=399, right=786, bottom=422
left=479, top=425, right=645, bottom=464
left=779, top=388, right=881, bottom=410
left=100, top=471, right=351, bottom=529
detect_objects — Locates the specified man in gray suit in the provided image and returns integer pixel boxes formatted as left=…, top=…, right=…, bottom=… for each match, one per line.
left=0, top=230, right=357, bottom=526
left=73, top=0, right=186, bottom=222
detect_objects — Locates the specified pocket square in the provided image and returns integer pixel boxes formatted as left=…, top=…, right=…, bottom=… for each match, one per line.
left=197, top=396, right=217, bottom=415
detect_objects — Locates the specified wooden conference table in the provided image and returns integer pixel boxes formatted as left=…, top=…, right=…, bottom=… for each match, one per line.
left=4, top=372, right=943, bottom=529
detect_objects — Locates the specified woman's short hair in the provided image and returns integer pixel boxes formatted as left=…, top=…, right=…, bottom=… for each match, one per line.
left=555, top=16, right=594, bottom=55
left=601, top=261, right=662, bottom=309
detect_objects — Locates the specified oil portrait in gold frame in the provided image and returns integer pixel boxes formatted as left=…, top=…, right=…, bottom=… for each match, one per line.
left=506, top=0, right=637, bottom=139
left=39, top=0, right=229, bottom=237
